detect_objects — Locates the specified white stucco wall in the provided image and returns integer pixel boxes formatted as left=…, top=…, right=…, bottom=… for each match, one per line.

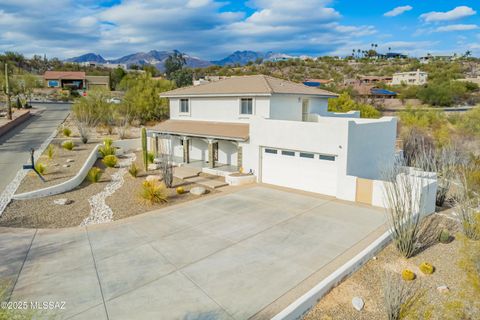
left=346, top=117, right=397, bottom=180
left=269, top=94, right=302, bottom=121
left=169, top=96, right=270, bottom=123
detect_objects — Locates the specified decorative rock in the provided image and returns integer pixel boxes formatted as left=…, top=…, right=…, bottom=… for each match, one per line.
left=148, top=163, right=160, bottom=170
left=146, top=175, right=162, bottom=182
left=372, top=256, right=377, bottom=261
left=53, top=198, right=73, bottom=205
left=437, top=285, right=450, bottom=293
left=352, top=297, right=364, bottom=311
left=62, top=164, right=70, bottom=168
left=53, top=163, right=60, bottom=167
left=66, top=159, right=75, bottom=163
left=190, top=187, right=207, bottom=196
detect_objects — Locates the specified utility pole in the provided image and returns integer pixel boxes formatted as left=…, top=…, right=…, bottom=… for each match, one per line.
left=5, top=63, right=12, bottom=120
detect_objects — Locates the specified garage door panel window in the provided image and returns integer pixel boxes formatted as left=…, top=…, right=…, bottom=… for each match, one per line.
left=299, top=152, right=314, bottom=159
left=264, top=148, right=278, bottom=154
left=319, top=154, right=335, bottom=161
left=281, top=150, right=295, bottom=156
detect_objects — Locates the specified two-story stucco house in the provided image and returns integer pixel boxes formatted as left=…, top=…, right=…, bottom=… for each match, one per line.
left=149, top=75, right=398, bottom=203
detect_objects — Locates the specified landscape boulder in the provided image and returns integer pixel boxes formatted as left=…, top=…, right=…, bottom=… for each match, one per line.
left=190, top=187, right=206, bottom=196
left=146, top=175, right=162, bottom=182
left=66, top=159, right=75, bottom=163
left=437, top=285, right=450, bottom=293
left=148, top=163, right=160, bottom=170
left=53, top=198, right=73, bottom=205
left=352, top=297, right=364, bottom=311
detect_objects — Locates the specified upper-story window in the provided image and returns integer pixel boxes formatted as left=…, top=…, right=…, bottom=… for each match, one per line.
left=240, top=98, right=253, bottom=115
left=180, top=99, right=189, bottom=113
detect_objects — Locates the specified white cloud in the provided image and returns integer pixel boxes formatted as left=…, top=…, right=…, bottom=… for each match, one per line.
left=384, top=5, right=413, bottom=17
left=420, top=6, right=476, bottom=22
left=435, top=24, right=479, bottom=32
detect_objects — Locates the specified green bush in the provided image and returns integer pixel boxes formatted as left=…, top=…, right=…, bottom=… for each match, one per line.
left=87, top=167, right=102, bottom=183
left=35, top=162, right=46, bottom=175
left=128, top=163, right=139, bottom=178
left=328, top=92, right=380, bottom=118
left=147, top=151, right=155, bottom=164
left=98, top=138, right=116, bottom=158
left=62, top=140, right=75, bottom=151
left=439, top=229, right=452, bottom=244
left=62, top=127, right=72, bottom=137
left=140, top=180, right=168, bottom=204
left=102, top=155, right=118, bottom=168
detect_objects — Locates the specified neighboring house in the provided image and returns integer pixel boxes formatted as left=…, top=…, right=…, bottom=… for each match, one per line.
left=343, top=76, right=396, bottom=99
left=391, top=69, right=428, bottom=86
left=79, top=61, right=128, bottom=70
left=303, top=78, right=334, bottom=87
left=43, top=71, right=110, bottom=90
left=149, top=75, right=398, bottom=203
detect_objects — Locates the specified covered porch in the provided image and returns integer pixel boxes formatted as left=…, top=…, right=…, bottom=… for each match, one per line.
left=148, top=120, right=249, bottom=176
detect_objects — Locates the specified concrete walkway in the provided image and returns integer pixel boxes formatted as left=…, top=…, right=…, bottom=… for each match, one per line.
left=0, top=186, right=386, bottom=320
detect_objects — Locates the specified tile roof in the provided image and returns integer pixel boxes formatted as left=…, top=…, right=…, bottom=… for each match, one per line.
left=150, top=120, right=249, bottom=141
left=161, top=75, right=338, bottom=97
left=44, top=71, right=86, bottom=80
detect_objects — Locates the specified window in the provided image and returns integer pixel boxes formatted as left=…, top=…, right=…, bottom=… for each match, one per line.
left=180, top=99, right=189, bottom=113
left=281, top=150, right=295, bottom=156
left=264, top=148, right=277, bottom=154
left=319, top=154, right=335, bottom=161
left=240, top=98, right=253, bottom=115
left=300, top=152, right=314, bottom=159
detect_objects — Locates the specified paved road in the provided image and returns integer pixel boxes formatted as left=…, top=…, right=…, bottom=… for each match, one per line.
left=0, top=186, right=386, bottom=320
left=0, top=103, right=71, bottom=193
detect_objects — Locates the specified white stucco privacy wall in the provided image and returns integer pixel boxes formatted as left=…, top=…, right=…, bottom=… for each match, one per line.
left=346, top=117, right=397, bottom=180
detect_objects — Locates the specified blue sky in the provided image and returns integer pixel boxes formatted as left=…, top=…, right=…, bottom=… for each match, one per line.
left=0, top=0, right=478, bottom=59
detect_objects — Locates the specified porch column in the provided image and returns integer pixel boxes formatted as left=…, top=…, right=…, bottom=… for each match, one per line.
left=182, top=136, right=190, bottom=163
left=237, top=144, right=243, bottom=170
left=208, top=139, right=216, bottom=169
left=154, top=134, right=159, bottom=157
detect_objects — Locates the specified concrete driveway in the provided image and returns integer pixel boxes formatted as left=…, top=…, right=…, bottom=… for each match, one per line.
left=0, top=186, right=386, bottom=320
left=0, top=103, right=71, bottom=193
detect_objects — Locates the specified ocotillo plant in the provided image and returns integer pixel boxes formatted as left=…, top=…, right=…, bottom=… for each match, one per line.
left=141, top=127, right=148, bottom=171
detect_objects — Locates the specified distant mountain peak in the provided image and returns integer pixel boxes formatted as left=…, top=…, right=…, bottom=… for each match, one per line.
left=65, top=53, right=106, bottom=63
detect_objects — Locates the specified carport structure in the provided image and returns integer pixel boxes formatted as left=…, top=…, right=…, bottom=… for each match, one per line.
left=2, top=186, right=386, bottom=320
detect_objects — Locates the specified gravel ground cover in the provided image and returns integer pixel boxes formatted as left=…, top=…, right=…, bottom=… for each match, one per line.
left=304, top=213, right=468, bottom=320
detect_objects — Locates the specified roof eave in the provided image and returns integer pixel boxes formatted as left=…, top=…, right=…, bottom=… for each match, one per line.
left=161, top=93, right=272, bottom=98
left=148, top=129, right=248, bottom=142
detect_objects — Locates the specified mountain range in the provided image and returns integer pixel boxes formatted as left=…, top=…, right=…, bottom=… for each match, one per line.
left=65, top=50, right=307, bottom=70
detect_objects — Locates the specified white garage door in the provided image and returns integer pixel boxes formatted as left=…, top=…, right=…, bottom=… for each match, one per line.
left=260, top=147, right=337, bottom=196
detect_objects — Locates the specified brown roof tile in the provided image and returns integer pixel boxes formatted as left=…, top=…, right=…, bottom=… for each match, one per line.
left=161, top=75, right=337, bottom=97
left=44, top=71, right=86, bottom=80
left=150, top=120, right=249, bottom=141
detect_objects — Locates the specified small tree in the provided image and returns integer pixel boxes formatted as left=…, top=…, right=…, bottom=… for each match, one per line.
left=72, top=89, right=111, bottom=143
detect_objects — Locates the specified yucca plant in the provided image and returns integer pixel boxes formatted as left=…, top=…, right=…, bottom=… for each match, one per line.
left=102, top=155, right=118, bottom=168
left=98, top=138, right=116, bottom=158
left=62, top=140, right=75, bottom=151
left=47, top=144, right=55, bottom=160
left=62, top=127, right=72, bottom=137
left=34, top=162, right=46, bottom=175
left=87, top=167, right=102, bottom=183
left=128, top=163, right=139, bottom=178
left=140, top=180, right=168, bottom=204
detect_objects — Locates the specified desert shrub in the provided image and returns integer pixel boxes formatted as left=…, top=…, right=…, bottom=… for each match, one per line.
left=34, top=162, right=46, bottom=175
left=140, top=180, right=168, bottom=204
left=147, top=151, right=155, bottom=164
left=439, top=229, right=452, bottom=244
left=455, top=161, right=480, bottom=240
left=102, top=155, right=118, bottom=168
left=176, top=186, right=185, bottom=195
left=128, top=163, right=139, bottom=178
left=62, top=140, right=75, bottom=151
left=328, top=92, right=380, bottom=118
left=46, top=144, right=55, bottom=160
left=419, top=262, right=434, bottom=275
left=402, top=269, right=416, bottom=281
left=62, top=127, right=71, bottom=137
left=98, top=138, right=116, bottom=158
left=383, top=272, right=422, bottom=320
left=87, top=167, right=102, bottom=183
